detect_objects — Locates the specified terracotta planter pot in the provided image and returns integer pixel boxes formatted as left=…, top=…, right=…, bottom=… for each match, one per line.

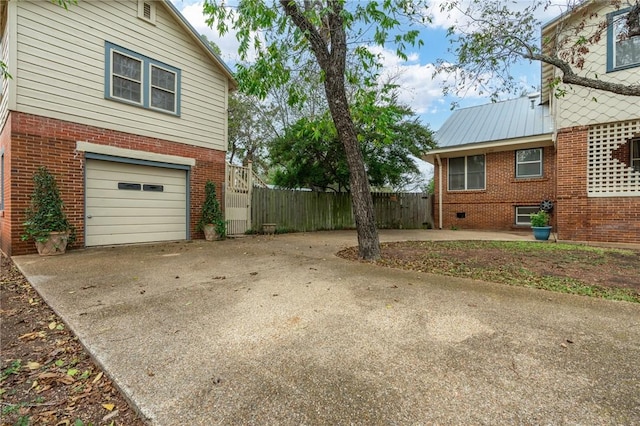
left=203, top=224, right=217, bottom=241
left=35, top=231, right=69, bottom=256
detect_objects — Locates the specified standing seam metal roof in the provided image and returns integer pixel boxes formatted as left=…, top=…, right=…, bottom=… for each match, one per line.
left=434, top=95, right=553, bottom=148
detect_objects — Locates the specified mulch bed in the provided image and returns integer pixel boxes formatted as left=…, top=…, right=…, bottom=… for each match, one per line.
left=1, top=254, right=147, bottom=426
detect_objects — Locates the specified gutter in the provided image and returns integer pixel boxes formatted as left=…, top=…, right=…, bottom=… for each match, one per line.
left=436, top=154, right=443, bottom=230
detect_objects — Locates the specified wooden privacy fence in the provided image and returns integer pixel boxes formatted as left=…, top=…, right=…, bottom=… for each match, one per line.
left=251, top=187, right=433, bottom=233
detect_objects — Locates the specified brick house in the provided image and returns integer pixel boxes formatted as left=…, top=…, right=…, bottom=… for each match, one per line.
left=1, top=0, right=235, bottom=255
left=424, top=1, right=639, bottom=244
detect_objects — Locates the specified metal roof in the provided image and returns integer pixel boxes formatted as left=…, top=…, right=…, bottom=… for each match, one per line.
left=434, top=94, right=553, bottom=149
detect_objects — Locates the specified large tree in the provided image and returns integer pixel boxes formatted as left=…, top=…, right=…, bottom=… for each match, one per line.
left=438, top=0, right=640, bottom=100
left=203, top=0, right=428, bottom=260
left=269, top=95, right=435, bottom=192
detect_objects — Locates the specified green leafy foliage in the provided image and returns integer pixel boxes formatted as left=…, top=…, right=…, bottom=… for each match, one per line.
left=269, top=93, right=434, bottom=191
left=198, top=181, right=226, bottom=238
left=21, top=167, right=75, bottom=244
left=529, top=210, right=550, bottom=227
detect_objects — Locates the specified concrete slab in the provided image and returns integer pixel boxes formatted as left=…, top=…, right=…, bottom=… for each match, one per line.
left=13, top=230, right=640, bottom=425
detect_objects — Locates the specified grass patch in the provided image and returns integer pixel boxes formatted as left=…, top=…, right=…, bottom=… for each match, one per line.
left=339, top=240, right=640, bottom=303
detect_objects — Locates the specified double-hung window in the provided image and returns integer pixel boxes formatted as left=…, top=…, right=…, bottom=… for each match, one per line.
left=105, top=42, right=180, bottom=115
left=632, top=138, right=640, bottom=172
left=448, top=155, right=485, bottom=191
left=516, top=148, right=543, bottom=178
left=607, top=8, right=640, bottom=72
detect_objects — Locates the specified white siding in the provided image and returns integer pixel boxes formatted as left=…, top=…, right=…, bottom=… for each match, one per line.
left=15, top=0, right=229, bottom=150
left=0, top=4, right=11, bottom=132
left=550, top=3, right=640, bottom=130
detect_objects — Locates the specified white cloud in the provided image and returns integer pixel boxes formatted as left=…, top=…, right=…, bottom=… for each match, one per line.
left=426, top=0, right=569, bottom=32
left=368, top=45, right=489, bottom=117
left=173, top=1, right=248, bottom=63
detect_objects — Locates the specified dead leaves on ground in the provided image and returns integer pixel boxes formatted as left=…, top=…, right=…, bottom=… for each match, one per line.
left=1, top=254, right=146, bottom=426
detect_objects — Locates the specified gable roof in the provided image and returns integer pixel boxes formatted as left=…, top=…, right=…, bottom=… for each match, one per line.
left=431, top=94, right=553, bottom=151
left=162, top=0, right=236, bottom=89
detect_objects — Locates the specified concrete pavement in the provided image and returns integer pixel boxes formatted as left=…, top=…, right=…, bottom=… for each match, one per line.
left=13, top=230, right=640, bottom=425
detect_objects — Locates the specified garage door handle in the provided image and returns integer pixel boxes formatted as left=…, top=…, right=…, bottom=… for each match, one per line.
left=87, top=215, right=92, bottom=219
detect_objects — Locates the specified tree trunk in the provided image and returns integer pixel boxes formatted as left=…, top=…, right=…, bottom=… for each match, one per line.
left=324, top=70, right=381, bottom=260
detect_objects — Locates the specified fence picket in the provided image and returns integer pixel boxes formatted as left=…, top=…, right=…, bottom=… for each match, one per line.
left=248, top=188, right=433, bottom=233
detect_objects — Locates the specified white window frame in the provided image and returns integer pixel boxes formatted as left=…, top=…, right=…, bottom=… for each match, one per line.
left=110, top=50, right=143, bottom=106
left=105, top=42, right=181, bottom=116
left=149, top=63, right=177, bottom=113
left=632, top=138, right=640, bottom=172
left=448, top=155, right=486, bottom=191
left=515, top=206, right=539, bottom=226
left=515, top=148, right=543, bottom=178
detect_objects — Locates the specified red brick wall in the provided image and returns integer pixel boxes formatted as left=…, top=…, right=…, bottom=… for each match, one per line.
left=0, top=117, right=12, bottom=256
left=556, top=126, right=640, bottom=244
left=2, top=111, right=226, bottom=256
left=433, top=147, right=557, bottom=230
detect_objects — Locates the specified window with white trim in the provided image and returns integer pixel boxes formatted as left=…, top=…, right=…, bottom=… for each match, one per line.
left=607, top=8, right=640, bottom=72
left=105, top=42, right=180, bottom=115
left=632, top=138, right=640, bottom=172
left=515, top=206, right=539, bottom=226
left=448, top=155, right=485, bottom=191
left=516, top=148, right=543, bottom=178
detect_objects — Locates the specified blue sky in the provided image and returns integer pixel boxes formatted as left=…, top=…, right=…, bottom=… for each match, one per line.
left=171, top=0, right=566, bottom=130
left=170, top=0, right=566, bottom=182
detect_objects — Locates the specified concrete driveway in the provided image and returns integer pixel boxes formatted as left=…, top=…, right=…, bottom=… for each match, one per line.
left=13, top=230, right=640, bottom=425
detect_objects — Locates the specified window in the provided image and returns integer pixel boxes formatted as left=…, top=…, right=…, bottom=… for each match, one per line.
left=516, top=148, right=543, bottom=178
left=607, top=8, right=640, bottom=72
left=448, top=155, right=485, bottom=191
left=105, top=42, right=181, bottom=115
left=515, top=206, right=539, bottom=226
left=632, top=138, right=640, bottom=172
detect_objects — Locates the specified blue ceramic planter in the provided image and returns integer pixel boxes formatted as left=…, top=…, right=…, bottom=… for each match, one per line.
left=532, top=226, right=552, bottom=241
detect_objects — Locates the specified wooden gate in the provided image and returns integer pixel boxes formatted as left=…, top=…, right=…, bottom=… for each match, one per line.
left=225, top=163, right=267, bottom=235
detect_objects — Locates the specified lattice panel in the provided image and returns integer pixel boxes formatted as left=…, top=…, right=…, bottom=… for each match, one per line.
left=587, top=120, right=640, bottom=197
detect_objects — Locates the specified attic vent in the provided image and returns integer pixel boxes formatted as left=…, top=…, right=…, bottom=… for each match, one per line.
left=137, top=0, right=156, bottom=25
left=143, top=2, right=151, bottom=19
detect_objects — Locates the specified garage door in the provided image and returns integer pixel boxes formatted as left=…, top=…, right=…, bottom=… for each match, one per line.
left=85, top=159, right=187, bottom=246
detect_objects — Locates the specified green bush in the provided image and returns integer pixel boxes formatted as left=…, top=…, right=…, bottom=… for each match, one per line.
left=198, top=181, right=226, bottom=238
left=22, top=167, right=75, bottom=244
left=529, top=210, right=550, bottom=227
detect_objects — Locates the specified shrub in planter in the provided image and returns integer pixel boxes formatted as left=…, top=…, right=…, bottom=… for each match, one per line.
left=22, top=167, right=75, bottom=255
left=529, top=210, right=552, bottom=241
left=198, top=181, right=226, bottom=241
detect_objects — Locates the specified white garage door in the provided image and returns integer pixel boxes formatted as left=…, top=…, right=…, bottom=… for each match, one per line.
left=85, top=159, right=187, bottom=246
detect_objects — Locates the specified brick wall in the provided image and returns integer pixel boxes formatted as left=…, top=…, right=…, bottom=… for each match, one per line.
left=433, top=148, right=557, bottom=230
left=556, top=126, right=640, bottom=244
left=1, top=111, right=226, bottom=256
left=0, top=117, right=12, bottom=256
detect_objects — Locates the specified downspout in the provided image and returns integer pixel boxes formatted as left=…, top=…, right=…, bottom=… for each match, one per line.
left=436, top=154, right=443, bottom=230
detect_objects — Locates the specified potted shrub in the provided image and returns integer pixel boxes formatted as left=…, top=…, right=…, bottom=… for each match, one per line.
left=198, top=180, right=226, bottom=241
left=22, top=167, right=75, bottom=255
left=529, top=210, right=552, bottom=241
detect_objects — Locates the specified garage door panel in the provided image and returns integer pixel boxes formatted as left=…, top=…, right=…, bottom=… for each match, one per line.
left=86, top=198, right=186, bottom=209
left=86, top=180, right=186, bottom=194
left=85, top=159, right=188, bottom=246
left=87, top=223, right=185, bottom=236
left=87, top=231, right=186, bottom=246
left=87, top=214, right=185, bottom=226
left=85, top=188, right=186, bottom=201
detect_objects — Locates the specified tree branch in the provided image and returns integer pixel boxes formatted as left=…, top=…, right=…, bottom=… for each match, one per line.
left=279, top=0, right=330, bottom=67
left=526, top=51, right=640, bottom=96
